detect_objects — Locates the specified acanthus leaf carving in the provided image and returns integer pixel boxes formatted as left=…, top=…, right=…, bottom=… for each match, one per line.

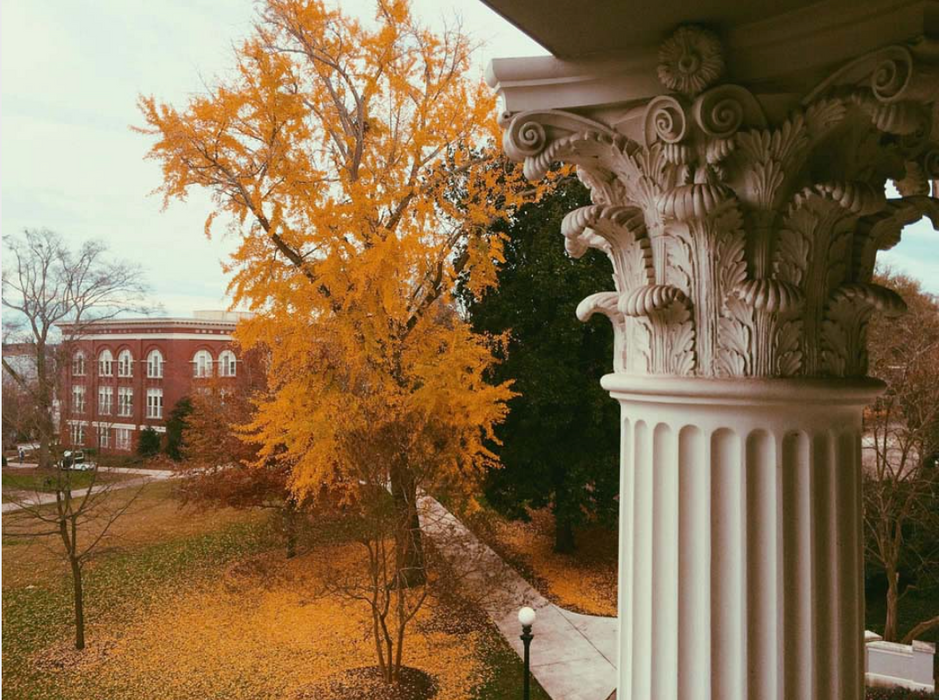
left=775, top=318, right=804, bottom=377
left=854, top=195, right=939, bottom=280
left=576, top=291, right=621, bottom=323
left=634, top=300, right=696, bottom=376
left=496, top=26, right=939, bottom=380
left=820, top=283, right=906, bottom=377
left=796, top=181, right=887, bottom=217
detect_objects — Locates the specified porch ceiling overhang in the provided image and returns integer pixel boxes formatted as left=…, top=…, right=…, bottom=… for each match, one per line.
left=484, top=0, right=939, bottom=117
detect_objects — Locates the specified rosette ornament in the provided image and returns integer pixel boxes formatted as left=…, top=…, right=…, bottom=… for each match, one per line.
left=656, top=26, right=724, bottom=97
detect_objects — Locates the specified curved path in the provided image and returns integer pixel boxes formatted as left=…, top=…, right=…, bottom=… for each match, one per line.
left=420, top=496, right=617, bottom=700
left=2, top=464, right=174, bottom=514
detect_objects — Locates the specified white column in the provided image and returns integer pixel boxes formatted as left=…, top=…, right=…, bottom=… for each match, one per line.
left=609, top=376, right=879, bottom=700
left=491, top=17, right=938, bottom=699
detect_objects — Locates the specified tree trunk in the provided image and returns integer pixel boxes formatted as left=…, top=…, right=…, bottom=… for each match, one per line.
left=70, top=557, right=85, bottom=650
left=372, top=610, right=388, bottom=682
left=884, top=567, right=900, bottom=642
left=551, top=465, right=577, bottom=554
left=283, top=500, right=298, bottom=559
left=35, top=347, right=53, bottom=469
left=390, top=462, right=425, bottom=587
left=554, top=513, right=576, bottom=554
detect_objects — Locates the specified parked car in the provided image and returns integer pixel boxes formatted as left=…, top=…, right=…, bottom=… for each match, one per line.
left=57, top=450, right=96, bottom=471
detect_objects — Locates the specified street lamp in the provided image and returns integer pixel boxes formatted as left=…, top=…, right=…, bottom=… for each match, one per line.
left=518, top=606, right=536, bottom=700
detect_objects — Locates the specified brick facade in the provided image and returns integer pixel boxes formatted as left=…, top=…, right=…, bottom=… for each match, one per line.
left=58, top=313, right=254, bottom=453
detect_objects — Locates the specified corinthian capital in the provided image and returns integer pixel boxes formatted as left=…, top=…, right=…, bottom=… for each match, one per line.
left=499, top=25, right=939, bottom=379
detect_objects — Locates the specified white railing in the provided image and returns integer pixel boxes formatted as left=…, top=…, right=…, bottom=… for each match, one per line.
left=865, top=631, right=936, bottom=692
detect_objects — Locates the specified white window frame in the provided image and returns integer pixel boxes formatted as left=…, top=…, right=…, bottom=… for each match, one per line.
left=218, top=350, right=237, bottom=377
left=118, top=387, right=133, bottom=417
left=147, top=349, right=164, bottom=379
left=73, top=352, right=86, bottom=376
left=98, top=349, right=114, bottom=377
left=146, top=388, right=163, bottom=419
left=116, top=428, right=132, bottom=451
left=69, top=423, right=85, bottom=446
left=117, top=349, right=134, bottom=377
left=98, top=386, right=113, bottom=415
left=72, top=385, right=86, bottom=414
left=97, top=426, right=110, bottom=449
left=193, top=350, right=213, bottom=378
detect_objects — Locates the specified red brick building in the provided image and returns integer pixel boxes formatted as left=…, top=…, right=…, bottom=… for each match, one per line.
left=58, top=311, right=254, bottom=453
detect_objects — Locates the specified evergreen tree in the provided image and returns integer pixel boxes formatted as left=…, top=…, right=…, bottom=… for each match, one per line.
left=137, top=427, right=161, bottom=458
left=462, top=177, right=619, bottom=552
left=164, top=397, right=193, bottom=461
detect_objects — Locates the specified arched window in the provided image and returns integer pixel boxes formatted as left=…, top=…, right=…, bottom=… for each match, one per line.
left=218, top=350, right=237, bottom=377
left=72, top=351, right=86, bottom=376
left=193, top=350, right=213, bottom=378
left=98, top=349, right=113, bottom=377
left=147, top=349, right=164, bottom=379
left=117, top=349, right=134, bottom=377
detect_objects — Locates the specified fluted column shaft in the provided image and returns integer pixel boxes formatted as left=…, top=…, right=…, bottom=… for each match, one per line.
left=489, top=16, right=937, bottom=697
left=608, top=375, right=882, bottom=700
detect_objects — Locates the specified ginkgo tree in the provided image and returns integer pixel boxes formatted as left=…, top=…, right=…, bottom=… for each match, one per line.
left=139, top=0, right=545, bottom=680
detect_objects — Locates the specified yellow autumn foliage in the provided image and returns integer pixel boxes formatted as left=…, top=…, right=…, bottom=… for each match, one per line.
left=137, top=0, right=547, bottom=506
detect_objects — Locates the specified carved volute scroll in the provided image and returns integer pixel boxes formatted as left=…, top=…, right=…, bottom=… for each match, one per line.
left=501, top=25, right=939, bottom=379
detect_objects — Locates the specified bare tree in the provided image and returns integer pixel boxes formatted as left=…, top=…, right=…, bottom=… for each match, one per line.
left=2, top=417, right=148, bottom=650
left=315, top=420, right=522, bottom=686
left=1, top=365, right=42, bottom=455
left=2, top=228, right=155, bottom=650
left=864, top=270, right=939, bottom=643
left=319, top=487, right=430, bottom=684
left=2, top=228, right=152, bottom=467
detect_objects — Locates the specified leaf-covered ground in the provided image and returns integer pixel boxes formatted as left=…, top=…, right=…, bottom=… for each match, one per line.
left=2, top=482, right=549, bottom=699
left=2, top=467, right=131, bottom=500
left=468, top=506, right=618, bottom=617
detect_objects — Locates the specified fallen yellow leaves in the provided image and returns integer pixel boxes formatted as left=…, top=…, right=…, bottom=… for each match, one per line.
left=478, top=507, right=617, bottom=617
left=22, top=544, right=491, bottom=700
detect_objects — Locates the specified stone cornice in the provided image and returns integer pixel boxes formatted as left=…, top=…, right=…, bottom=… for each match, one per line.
left=488, top=0, right=938, bottom=118
left=57, top=318, right=239, bottom=332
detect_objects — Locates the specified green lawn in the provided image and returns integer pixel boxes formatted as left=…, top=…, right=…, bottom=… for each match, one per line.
left=1, top=467, right=118, bottom=494
left=2, top=489, right=550, bottom=700
left=3, top=518, right=276, bottom=699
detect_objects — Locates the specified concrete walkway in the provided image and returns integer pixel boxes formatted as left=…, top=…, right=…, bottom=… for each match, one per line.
left=2, top=469, right=173, bottom=514
left=420, top=496, right=617, bottom=700
left=4, top=462, right=174, bottom=478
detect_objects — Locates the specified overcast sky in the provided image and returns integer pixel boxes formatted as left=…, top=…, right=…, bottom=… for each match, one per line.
left=1, top=1, right=936, bottom=320
left=1, top=0, right=546, bottom=318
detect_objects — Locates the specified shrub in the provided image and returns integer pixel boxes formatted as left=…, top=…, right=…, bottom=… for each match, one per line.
left=137, top=427, right=162, bottom=458
left=866, top=688, right=938, bottom=699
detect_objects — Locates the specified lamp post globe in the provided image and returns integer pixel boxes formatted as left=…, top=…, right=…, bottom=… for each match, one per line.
left=519, top=606, right=536, bottom=700
left=518, top=606, right=536, bottom=627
